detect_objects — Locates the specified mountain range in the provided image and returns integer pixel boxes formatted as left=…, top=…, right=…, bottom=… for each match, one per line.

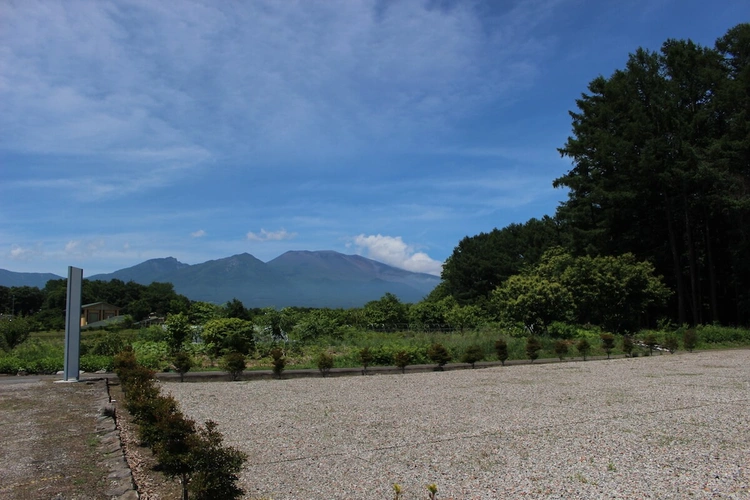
left=0, top=251, right=441, bottom=308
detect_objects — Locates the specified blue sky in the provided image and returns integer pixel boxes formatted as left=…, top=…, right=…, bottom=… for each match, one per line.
left=1, top=0, right=747, bottom=277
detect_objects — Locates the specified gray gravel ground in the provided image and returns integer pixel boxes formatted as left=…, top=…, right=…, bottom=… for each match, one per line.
left=165, top=349, right=750, bottom=499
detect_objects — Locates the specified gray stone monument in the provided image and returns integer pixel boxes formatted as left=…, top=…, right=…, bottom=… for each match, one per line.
left=63, top=266, right=83, bottom=381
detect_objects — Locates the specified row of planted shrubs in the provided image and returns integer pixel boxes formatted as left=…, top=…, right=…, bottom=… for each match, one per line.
left=113, top=347, right=247, bottom=500
left=206, top=328, right=703, bottom=381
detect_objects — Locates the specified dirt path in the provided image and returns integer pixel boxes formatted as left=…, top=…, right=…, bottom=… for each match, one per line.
left=0, top=378, right=117, bottom=500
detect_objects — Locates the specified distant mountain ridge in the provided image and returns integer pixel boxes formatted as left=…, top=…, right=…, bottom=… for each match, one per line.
left=0, top=251, right=440, bottom=308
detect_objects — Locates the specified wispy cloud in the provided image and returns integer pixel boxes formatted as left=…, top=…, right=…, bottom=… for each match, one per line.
left=190, top=230, right=206, bottom=238
left=246, top=229, right=297, bottom=242
left=0, top=0, right=561, bottom=167
left=353, top=234, right=443, bottom=276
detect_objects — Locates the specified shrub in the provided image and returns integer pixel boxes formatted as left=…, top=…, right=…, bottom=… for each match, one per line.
left=494, top=338, right=509, bottom=365
left=317, top=351, right=334, bottom=377
left=427, top=343, right=451, bottom=370
left=683, top=329, right=698, bottom=352
left=525, top=336, right=542, bottom=363
left=600, top=333, right=615, bottom=359
left=576, top=338, right=591, bottom=361
left=359, top=347, right=373, bottom=374
left=622, top=336, right=634, bottom=357
left=461, top=345, right=484, bottom=368
left=80, top=354, right=113, bottom=373
left=0, top=316, right=31, bottom=351
left=173, top=351, right=194, bottom=382
left=29, top=357, right=62, bottom=374
left=189, top=421, right=248, bottom=500
left=394, top=350, right=411, bottom=373
left=663, top=334, right=678, bottom=354
left=87, top=331, right=128, bottom=356
left=270, top=348, right=286, bottom=379
left=553, top=339, right=569, bottom=361
left=644, top=333, right=658, bottom=356
left=220, top=352, right=246, bottom=381
left=0, top=356, right=22, bottom=374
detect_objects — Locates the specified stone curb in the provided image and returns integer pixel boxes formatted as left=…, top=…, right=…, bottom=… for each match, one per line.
left=95, top=378, right=139, bottom=500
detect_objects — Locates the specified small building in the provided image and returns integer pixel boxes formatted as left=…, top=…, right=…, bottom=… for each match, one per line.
left=81, top=302, right=121, bottom=326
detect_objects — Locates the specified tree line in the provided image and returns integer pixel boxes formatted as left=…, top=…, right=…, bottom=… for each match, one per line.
left=440, top=23, right=750, bottom=328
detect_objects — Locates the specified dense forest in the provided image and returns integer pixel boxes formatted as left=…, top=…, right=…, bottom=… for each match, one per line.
left=442, top=23, right=750, bottom=328
left=2, top=24, right=749, bottom=332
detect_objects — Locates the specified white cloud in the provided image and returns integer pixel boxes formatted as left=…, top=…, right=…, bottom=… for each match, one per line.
left=190, top=230, right=206, bottom=238
left=353, top=234, right=443, bottom=275
left=65, top=240, right=80, bottom=253
left=8, top=245, right=39, bottom=260
left=246, top=228, right=297, bottom=242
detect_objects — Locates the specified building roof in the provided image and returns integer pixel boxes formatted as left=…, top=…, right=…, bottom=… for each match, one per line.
left=81, top=302, right=120, bottom=309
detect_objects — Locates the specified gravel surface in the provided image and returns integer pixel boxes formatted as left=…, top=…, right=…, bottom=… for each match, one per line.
left=165, top=350, right=750, bottom=499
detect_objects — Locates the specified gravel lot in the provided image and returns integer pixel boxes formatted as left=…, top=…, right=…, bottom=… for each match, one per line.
left=165, top=350, right=750, bottom=499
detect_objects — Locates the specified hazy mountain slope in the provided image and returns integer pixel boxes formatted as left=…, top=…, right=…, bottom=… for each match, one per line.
left=88, top=257, right=190, bottom=284
left=0, top=269, right=63, bottom=288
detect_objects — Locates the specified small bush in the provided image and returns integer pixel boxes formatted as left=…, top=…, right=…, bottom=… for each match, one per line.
left=663, top=334, right=678, bottom=354
left=317, top=352, right=334, bottom=377
left=576, top=338, right=591, bottom=360
left=553, top=339, right=569, bottom=361
left=359, top=347, right=373, bottom=374
left=427, top=343, right=451, bottom=370
left=683, top=329, right=698, bottom=352
left=461, top=345, right=484, bottom=368
left=80, top=354, right=113, bottom=373
left=220, top=352, right=246, bottom=381
left=0, top=356, right=22, bottom=374
left=600, top=333, right=615, bottom=359
left=622, top=336, right=634, bottom=357
left=0, top=316, right=31, bottom=351
left=494, top=338, right=509, bottom=365
left=270, top=348, right=286, bottom=379
left=29, top=357, right=62, bottom=374
left=526, top=336, right=542, bottom=362
left=172, top=351, right=194, bottom=382
left=394, top=350, right=411, bottom=373
left=644, top=333, right=658, bottom=355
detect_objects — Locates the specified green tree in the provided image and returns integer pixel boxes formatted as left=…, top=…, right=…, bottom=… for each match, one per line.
left=444, top=304, right=484, bottom=333
left=364, top=293, right=408, bottom=328
left=555, top=25, right=750, bottom=327
left=441, top=217, right=567, bottom=306
left=493, top=273, right=574, bottom=335
left=166, top=312, right=192, bottom=354
left=201, top=318, right=255, bottom=358
left=223, top=298, right=251, bottom=321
